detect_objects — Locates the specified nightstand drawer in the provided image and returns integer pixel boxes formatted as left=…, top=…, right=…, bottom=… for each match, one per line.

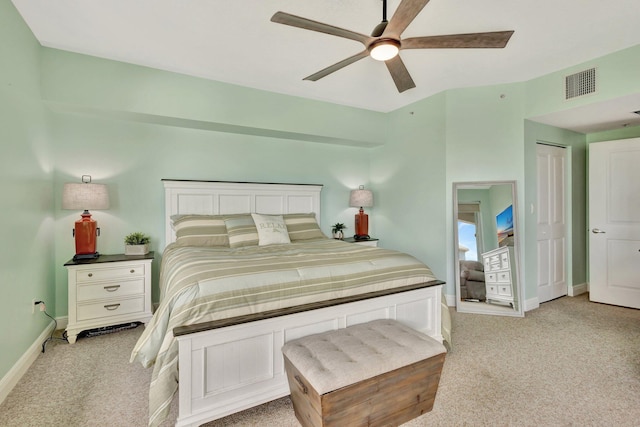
left=77, top=296, right=145, bottom=321
left=77, top=279, right=145, bottom=302
left=76, top=264, right=145, bottom=282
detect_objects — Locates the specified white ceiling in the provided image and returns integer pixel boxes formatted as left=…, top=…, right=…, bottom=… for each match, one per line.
left=11, top=0, right=640, bottom=133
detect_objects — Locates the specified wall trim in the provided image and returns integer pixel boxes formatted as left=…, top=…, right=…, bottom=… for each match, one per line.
left=445, top=293, right=456, bottom=307
left=524, top=296, right=540, bottom=312
left=0, top=320, right=55, bottom=404
left=569, top=282, right=589, bottom=296
left=56, top=315, right=68, bottom=331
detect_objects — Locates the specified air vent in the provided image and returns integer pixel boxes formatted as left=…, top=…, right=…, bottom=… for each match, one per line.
left=565, top=67, right=596, bottom=100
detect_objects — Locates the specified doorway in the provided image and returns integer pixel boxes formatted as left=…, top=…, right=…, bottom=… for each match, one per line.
left=536, top=143, right=568, bottom=303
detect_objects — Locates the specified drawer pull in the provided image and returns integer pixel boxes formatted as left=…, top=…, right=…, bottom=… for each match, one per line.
left=103, top=285, right=120, bottom=292
left=88, top=273, right=93, bottom=277
left=104, top=303, right=121, bottom=311
left=130, top=269, right=135, bottom=273
left=294, top=375, right=308, bottom=394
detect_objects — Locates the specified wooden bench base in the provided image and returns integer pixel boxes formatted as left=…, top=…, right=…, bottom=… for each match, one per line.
left=282, top=319, right=446, bottom=427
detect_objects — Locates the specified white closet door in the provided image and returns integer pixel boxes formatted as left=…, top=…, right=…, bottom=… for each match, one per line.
left=537, top=143, right=567, bottom=303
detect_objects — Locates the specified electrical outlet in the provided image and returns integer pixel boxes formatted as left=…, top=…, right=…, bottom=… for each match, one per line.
left=32, top=299, right=43, bottom=314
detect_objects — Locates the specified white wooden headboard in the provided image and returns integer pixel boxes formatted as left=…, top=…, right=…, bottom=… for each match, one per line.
left=163, top=180, right=323, bottom=246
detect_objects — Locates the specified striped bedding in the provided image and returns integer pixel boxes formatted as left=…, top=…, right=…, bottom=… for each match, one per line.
left=130, top=238, right=438, bottom=426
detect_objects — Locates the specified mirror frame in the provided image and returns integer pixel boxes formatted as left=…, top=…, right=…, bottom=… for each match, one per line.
left=453, top=181, right=524, bottom=317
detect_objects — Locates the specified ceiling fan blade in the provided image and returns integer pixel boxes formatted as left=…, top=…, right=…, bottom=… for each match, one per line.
left=402, top=31, right=515, bottom=49
left=304, top=50, right=370, bottom=81
left=383, top=0, right=431, bottom=38
left=271, top=11, right=372, bottom=45
left=385, top=56, right=416, bottom=93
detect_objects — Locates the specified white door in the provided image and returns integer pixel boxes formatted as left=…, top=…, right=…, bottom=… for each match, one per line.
left=589, top=138, right=640, bottom=309
left=537, top=143, right=567, bottom=303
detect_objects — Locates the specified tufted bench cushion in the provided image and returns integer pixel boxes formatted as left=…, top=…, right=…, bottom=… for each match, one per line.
left=282, top=319, right=446, bottom=427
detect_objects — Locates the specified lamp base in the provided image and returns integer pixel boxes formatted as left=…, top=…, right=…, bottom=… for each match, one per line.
left=353, top=234, right=371, bottom=241
left=354, top=208, right=369, bottom=238
left=73, top=252, right=100, bottom=261
left=73, top=210, right=100, bottom=259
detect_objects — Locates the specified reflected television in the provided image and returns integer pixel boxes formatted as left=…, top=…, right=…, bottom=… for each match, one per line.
left=496, top=205, right=514, bottom=247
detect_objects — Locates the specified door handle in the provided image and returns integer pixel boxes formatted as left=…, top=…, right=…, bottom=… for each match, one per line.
left=591, top=228, right=606, bottom=234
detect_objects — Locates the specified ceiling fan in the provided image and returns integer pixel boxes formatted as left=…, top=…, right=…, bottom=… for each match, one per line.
left=271, top=0, right=514, bottom=93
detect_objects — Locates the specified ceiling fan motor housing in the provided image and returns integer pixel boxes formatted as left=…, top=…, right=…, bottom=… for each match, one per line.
left=371, top=20, right=388, bottom=37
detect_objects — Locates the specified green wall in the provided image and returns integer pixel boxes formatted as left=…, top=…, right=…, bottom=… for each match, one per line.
left=370, top=93, right=448, bottom=280
left=39, top=49, right=396, bottom=315
left=49, top=112, right=372, bottom=313
left=40, top=49, right=387, bottom=148
left=525, top=44, right=640, bottom=119
left=444, top=83, right=526, bottom=298
left=0, top=0, right=55, bottom=381
left=586, top=125, right=640, bottom=143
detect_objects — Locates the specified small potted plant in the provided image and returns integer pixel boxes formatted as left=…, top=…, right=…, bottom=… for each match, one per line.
left=124, top=232, right=151, bottom=255
left=331, top=223, right=346, bottom=240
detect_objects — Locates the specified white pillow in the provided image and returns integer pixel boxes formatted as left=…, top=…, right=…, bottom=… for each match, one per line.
left=251, top=213, right=291, bottom=246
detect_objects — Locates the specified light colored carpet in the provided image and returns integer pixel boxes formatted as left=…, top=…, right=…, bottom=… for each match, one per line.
left=1, top=294, right=639, bottom=426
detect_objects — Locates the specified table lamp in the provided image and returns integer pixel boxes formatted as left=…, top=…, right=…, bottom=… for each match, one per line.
left=62, top=175, right=110, bottom=260
left=349, top=186, right=373, bottom=240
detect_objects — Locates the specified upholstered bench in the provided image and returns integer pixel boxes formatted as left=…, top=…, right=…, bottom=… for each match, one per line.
left=282, top=319, right=446, bottom=427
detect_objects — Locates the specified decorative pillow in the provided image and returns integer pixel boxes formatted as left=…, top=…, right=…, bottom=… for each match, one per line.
left=283, top=213, right=327, bottom=241
left=224, top=214, right=259, bottom=248
left=251, top=213, right=291, bottom=246
left=171, top=214, right=229, bottom=247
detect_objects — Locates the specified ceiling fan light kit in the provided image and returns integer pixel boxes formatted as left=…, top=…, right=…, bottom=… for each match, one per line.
left=271, top=0, right=514, bottom=93
left=369, top=39, right=400, bottom=61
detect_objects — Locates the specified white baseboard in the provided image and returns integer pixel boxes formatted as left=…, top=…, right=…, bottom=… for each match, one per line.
left=524, top=296, right=540, bottom=312
left=0, top=320, right=55, bottom=405
left=56, top=315, right=68, bottom=330
left=569, top=282, right=588, bottom=296
left=525, top=283, right=588, bottom=312
left=445, top=293, right=456, bottom=307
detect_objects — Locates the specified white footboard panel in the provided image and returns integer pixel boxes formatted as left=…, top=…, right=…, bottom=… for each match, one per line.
left=176, top=284, right=442, bottom=427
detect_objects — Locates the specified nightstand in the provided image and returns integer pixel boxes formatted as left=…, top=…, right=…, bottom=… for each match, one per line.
left=64, top=253, right=154, bottom=344
left=342, top=237, right=379, bottom=247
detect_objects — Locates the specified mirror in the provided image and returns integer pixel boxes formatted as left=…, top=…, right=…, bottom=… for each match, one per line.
left=454, top=181, right=523, bottom=317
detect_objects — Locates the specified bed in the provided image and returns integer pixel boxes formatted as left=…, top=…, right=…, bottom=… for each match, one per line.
left=131, top=180, right=444, bottom=427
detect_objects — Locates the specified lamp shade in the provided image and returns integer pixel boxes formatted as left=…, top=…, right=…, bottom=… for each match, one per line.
left=349, top=189, right=373, bottom=208
left=62, top=183, right=110, bottom=210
